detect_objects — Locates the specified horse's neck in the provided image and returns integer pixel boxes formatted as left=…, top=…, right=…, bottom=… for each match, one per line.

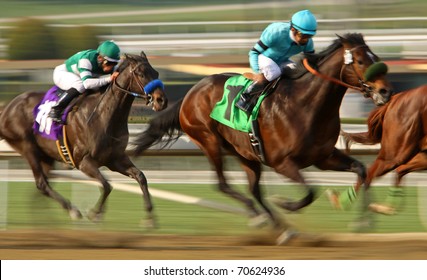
left=96, top=88, right=134, bottom=126
left=273, top=57, right=347, bottom=127
left=296, top=56, right=347, bottom=119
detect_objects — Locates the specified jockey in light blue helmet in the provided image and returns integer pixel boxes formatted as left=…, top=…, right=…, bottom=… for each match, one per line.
left=236, top=9, right=318, bottom=112
left=291, top=9, right=317, bottom=36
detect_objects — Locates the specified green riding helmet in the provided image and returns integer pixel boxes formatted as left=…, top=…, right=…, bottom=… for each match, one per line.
left=97, top=40, right=121, bottom=62
left=291, top=10, right=317, bottom=36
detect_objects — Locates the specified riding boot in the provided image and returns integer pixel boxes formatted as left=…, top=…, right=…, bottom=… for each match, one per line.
left=235, top=81, right=265, bottom=112
left=49, top=88, right=80, bottom=124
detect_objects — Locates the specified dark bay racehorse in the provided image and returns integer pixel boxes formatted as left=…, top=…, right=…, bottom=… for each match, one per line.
left=0, top=52, right=167, bottom=226
left=332, top=84, right=427, bottom=215
left=133, top=33, right=393, bottom=242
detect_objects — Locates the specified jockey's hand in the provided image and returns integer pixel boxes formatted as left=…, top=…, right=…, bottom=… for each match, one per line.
left=110, top=71, right=119, bottom=82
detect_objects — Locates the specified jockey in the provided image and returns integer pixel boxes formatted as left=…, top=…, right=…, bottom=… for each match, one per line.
left=48, top=40, right=121, bottom=123
left=236, top=9, right=318, bottom=112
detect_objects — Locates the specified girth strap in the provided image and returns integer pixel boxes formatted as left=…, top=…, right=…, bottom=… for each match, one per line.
left=55, top=125, right=76, bottom=168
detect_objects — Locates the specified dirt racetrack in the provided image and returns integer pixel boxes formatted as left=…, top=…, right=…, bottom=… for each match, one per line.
left=1, top=229, right=427, bottom=259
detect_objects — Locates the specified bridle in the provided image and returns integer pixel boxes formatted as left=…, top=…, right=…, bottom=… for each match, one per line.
left=86, top=60, right=164, bottom=124
left=112, top=62, right=164, bottom=105
left=303, top=45, right=376, bottom=96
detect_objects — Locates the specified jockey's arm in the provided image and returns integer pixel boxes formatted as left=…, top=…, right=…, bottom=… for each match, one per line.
left=249, top=40, right=269, bottom=73
left=81, top=73, right=113, bottom=90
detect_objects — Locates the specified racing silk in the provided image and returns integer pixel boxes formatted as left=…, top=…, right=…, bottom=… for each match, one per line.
left=249, top=22, right=314, bottom=73
left=65, top=49, right=112, bottom=90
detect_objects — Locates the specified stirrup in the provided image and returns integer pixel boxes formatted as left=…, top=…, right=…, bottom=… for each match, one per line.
left=49, top=110, right=63, bottom=124
left=235, top=99, right=252, bottom=112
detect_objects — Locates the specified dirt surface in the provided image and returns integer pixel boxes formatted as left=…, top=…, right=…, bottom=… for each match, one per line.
left=1, top=229, right=427, bottom=260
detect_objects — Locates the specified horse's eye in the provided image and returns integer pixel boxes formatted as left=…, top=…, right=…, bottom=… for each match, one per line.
left=357, top=59, right=364, bottom=65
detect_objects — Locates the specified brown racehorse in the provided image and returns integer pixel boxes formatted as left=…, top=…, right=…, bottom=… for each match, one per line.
left=332, top=84, right=427, bottom=216
left=0, top=52, right=167, bottom=226
left=133, top=33, right=393, bottom=242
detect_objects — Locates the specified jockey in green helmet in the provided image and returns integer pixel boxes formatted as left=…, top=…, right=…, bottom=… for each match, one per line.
left=236, top=9, right=318, bottom=112
left=97, top=40, right=121, bottom=63
left=49, top=40, right=121, bottom=123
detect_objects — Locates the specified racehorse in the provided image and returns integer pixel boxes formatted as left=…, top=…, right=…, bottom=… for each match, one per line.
left=0, top=52, right=167, bottom=226
left=132, top=33, right=393, bottom=242
left=332, top=84, right=427, bottom=215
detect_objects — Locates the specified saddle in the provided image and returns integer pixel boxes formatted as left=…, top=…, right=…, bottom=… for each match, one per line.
left=33, top=86, right=78, bottom=168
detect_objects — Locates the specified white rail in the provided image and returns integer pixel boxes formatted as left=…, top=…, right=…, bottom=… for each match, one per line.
left=0, top=124, right=379, bottom=155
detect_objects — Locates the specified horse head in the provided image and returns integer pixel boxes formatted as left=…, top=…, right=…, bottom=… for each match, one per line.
left=336, top=33, right=393, bottom=106
left=115, top=52, right=167, bottom=111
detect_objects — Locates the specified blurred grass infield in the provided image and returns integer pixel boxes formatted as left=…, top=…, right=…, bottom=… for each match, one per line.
left=0, top=181, right=425, bottom=236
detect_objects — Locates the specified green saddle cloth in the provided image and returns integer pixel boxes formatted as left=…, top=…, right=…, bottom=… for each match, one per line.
left=210, top=75, right=268, bottom=132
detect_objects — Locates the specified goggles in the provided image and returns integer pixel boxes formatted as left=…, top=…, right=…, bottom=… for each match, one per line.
left=295, top=30, right=313, bottom=39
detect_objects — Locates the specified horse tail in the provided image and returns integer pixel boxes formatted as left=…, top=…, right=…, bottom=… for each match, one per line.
left=340, top=104, right=388, bottom=152
left=133, top=98, right=183, bottom=156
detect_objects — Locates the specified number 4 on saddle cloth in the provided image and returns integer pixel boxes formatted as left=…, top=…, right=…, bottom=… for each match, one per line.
left=210, top=75, right=280, bottom=162
left=33, top=86, right=76, bottom=167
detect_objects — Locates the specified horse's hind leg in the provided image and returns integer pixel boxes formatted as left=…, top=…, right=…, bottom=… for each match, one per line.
left=78, top=156, right=112, bottom=221
left=107, top=156, right=155, bottom=228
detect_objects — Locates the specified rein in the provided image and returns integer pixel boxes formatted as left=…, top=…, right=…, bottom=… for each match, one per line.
left=302, top=44, right=380, bottom=95
left=86, top=61, right=164, bottom=124
left=303, top=58, right=363, bottom=91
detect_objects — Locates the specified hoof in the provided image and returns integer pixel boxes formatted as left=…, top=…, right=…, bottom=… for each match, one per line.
left=87, top=209, right=103, bottom=222
left=248, top=213, right=270, bottom=228
left=69, top=207, right=83, bottom=220
left=369, top=203, right=396, bottom=215
left=141, top=217, right=157, bottom=229
left=267, top=195, right=289, bottom=208
left=348, top=217, right=375, bottom=232
left=325, top=189, right=341, bottom=210
left=276, top=229, right=298, bottom=245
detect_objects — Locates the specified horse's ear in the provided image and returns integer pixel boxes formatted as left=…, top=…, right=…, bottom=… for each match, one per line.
left=140, top=51, right=147, bottom=59
left=336, top=34, right=346, bottom=43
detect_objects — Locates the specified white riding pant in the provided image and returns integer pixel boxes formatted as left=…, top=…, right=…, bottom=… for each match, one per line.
left=258, top=54, right=295, bottom=82
left=53, top=64, right=85, bottom=93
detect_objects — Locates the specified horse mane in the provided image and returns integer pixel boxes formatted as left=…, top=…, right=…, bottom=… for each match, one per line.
left=286, top=33, right=365, bottom=80
left=305, top=33, right=365, bottom=66
left=117, top=53, right=148, bottom=72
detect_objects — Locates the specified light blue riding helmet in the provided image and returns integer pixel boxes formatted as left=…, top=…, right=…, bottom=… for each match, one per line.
left=291, top=10, right=317, bottom=36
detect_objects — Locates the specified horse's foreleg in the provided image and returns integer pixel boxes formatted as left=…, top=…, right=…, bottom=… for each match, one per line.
left=316, top=148, right=369, bottom=210
left=272, top=158, right=316, bottom=212
left=316, top=148, right=378, bottom=230
left=370, top=152, right=427, bottom=215
left=107, top=156, right=155, bottom=228
left=238, top=157, right=281, bottom=228
left=78, top=157, right=112, bottom=221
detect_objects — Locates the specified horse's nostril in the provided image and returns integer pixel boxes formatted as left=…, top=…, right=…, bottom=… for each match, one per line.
left=379, top=88, right=393, bottom=98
